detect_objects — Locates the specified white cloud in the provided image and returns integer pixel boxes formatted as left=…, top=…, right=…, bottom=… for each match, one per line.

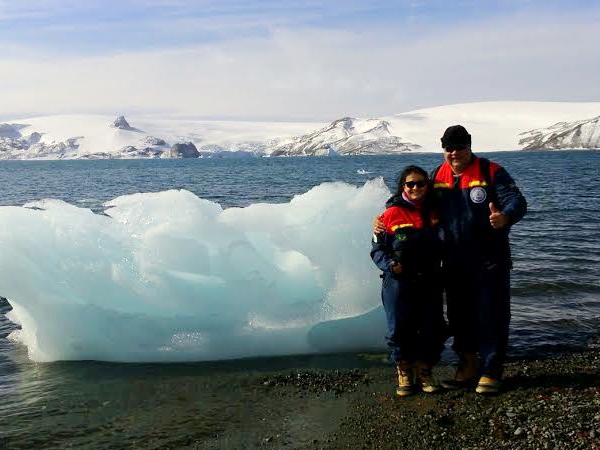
left=0, top=10, right=598, bottom=120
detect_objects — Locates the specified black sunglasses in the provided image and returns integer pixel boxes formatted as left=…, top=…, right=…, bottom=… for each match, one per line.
left=404, top=181, right=427, bottom=189
left=444, top=146, right=468, bottom=153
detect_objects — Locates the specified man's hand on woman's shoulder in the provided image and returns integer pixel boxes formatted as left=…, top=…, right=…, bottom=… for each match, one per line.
left=374, top=215, right=385, bottom=234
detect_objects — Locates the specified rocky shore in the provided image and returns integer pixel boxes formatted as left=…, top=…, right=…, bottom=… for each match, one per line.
left=324, top=351, right=600, bottom=450
left=186, top=350, right=600, bottom=450
left=2, top=349, right=599, bottom=450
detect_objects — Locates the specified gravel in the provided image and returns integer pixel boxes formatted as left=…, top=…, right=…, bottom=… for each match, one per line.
left=312, top=350, right=600, bottom=450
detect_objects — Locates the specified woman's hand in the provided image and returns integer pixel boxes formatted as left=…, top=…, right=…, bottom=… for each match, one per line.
left=391, top=261, right=402, bottom=274
left=373, top=216, right=385, bottom=234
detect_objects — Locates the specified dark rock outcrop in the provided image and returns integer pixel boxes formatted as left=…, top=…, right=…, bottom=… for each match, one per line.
left=111, top=116, right=142, bottom=132
left=167, top=142, right=200, bottom=158
left=112, top=116, right=132, bottom=130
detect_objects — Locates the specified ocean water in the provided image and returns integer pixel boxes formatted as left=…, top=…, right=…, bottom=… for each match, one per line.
left=1, top=151, right=600, bottom=448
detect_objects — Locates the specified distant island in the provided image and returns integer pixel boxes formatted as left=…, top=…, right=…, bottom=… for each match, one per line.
left=1, top=101, right=600, bottom=159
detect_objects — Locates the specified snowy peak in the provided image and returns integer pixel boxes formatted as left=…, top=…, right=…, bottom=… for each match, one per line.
left=269, top=117, right=420, bottom=156
left=112, top=115, right=132, bottom=130
left=328, top=116, right=393, bottom=137
left=111, top=115, right=141, bottom=132
left=519, top=115, right=600, bottom=150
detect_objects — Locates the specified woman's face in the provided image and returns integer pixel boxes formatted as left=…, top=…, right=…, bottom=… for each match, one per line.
left=403, top=172, right=428, bottom=202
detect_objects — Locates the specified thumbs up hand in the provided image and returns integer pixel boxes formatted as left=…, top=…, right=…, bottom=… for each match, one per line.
left=489, top=202, right=509, bottom=229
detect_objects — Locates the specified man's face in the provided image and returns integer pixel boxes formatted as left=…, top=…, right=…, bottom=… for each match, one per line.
left=443, top=145, right=473, bottom=174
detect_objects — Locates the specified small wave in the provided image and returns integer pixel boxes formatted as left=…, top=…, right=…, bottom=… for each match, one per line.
left=356, top=169, right=371, bottom=175
left=508, top=316, right=600, bottom=358
left=512, top=280, right=600, bottom=296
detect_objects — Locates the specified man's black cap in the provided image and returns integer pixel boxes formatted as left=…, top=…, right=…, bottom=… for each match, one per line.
left=441, top=125, right=471, bottom=148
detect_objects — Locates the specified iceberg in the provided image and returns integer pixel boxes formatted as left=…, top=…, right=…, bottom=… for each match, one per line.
left=0, top=179, right=391, bottom=362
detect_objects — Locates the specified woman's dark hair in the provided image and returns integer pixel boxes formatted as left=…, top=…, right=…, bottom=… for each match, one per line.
left=396, top=165, right=429, bottom=194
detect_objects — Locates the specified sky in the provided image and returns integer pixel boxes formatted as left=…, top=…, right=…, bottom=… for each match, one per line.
left=0, top=0, right=599, bottom=121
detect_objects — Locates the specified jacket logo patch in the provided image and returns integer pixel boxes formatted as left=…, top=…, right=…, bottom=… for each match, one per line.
left=470, top=186, right=487, bottom=204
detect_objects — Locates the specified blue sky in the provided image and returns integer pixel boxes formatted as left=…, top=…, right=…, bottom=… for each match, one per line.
left=2, top=1, right=597, bottom=53
left=1, top=0, right=599, bottom=120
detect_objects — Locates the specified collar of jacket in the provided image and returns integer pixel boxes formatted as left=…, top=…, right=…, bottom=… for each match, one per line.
left=385, top=193, right=419, bottom=209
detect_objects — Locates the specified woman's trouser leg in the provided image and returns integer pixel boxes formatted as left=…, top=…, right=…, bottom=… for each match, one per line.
left=381, top=275, right=418, bottom=364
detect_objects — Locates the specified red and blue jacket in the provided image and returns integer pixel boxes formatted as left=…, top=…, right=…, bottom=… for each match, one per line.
left=431, top=155, right=527, bottom=268
left=371, top=194, right=442, bottom=279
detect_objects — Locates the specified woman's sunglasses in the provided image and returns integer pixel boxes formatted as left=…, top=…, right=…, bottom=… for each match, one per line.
left=404, top=181, right=427, bottom=189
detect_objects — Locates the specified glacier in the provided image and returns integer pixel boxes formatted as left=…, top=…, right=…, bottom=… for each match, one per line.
left=4, top=102, right=600, bottom=159
left=0, top=180, right=390, bottom=362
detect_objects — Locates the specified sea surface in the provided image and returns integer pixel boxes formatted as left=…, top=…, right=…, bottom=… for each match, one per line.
left=1, top=151, right=600, bottom=448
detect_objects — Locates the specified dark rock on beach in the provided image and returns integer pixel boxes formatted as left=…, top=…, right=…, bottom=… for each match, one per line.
left=259, top=369, right=371, bottom=396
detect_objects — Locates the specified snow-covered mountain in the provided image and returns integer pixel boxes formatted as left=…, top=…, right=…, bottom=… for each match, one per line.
left=1, top=102, right=600, bottom=159
left=0, top=115, right=320, bottom=160
left=518, top=115, right=600, bottom=150
left=268, top=117, right=420, bottom=156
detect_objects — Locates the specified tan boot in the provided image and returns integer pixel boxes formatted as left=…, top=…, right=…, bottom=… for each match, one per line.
left=396, top=361, right=415, bottom=397
left=441, top=352, right=479, bottom=389
left=475, top=376, right=501, bottom=395
left=416, top=361, right=441, bottom=393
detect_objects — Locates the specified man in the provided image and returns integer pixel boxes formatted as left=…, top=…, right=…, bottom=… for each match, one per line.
left=375, top=125, right=527, bottom=394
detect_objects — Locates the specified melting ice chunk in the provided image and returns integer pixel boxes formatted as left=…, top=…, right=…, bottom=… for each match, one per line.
left=0, top=179, right=390, bottom=362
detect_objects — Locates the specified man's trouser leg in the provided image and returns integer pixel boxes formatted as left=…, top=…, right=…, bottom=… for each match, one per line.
left=416, top=279, right=447, bottom=365
left=446, top=263, right=511, bottom=378
left=445, top=268, right=478, bottom=357
left=478, top=263, right=511, bottom=379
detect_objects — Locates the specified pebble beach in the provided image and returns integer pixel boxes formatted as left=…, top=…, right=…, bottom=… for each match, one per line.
left=233, top=350, right=600, bottom=450
left=1, top=347, right=599, bottom=449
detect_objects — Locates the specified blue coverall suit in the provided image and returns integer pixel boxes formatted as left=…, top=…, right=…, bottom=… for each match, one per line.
left=370, top=195, right=447, bottom=365
left=432, top=156, right=527, bottom=378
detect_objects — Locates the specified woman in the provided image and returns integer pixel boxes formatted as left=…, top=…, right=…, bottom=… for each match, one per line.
left=370, top=165, right=447, bottom=397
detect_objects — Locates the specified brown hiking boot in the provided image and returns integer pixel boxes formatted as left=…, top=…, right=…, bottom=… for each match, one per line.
left=416, top=361, right=441, bottom=393
left=396, top=361, right=415, bottom=397
left=441, top=352, right=479, bottom=389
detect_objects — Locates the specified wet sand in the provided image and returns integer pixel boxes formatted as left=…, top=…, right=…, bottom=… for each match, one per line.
left=1, top=351, right=599, bottom=450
